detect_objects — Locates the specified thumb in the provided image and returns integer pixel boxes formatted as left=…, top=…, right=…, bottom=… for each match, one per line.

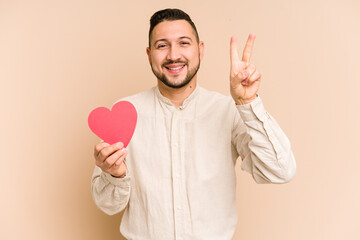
left=237, top=69, right=249, bottom=80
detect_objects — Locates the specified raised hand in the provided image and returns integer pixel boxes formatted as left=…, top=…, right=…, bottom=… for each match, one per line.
left=230, top=34, right=261, bottom=105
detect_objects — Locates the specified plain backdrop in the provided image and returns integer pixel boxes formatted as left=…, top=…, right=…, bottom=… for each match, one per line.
left=1, top=0, right=359, bottom=239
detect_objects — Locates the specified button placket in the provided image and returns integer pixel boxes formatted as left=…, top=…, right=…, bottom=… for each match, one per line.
left=170, top=110, right=184, bottom=238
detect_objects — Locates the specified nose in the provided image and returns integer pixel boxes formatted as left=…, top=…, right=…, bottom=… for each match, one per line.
left=167, top=45, right=181, bottom=61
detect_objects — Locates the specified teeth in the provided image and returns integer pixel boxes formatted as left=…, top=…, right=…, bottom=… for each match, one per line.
left=168, top=66, right=184, bottom=70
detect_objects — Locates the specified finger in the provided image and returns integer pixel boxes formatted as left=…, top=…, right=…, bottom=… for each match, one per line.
left=246, top=63, right=256, bottom=77
left=242, top=33, right=256, bottom=64
left=230, top=36, right=240, bottom=70
left=97, top=142, right=124, bottom=162
left=111, top=160, right=127, bottom=178
left=94, top=142, right=110, bottom=158
left=248, top=70, right=261, bottom=83
left=246, top=64, right=260, bottom=82
left=239, top=64, right=256, bottom=80
left=240, top=64, right=256, bottom=86
left=103, top=148, right=127, bottom=169
left=113, top=150, right=128, bottom=167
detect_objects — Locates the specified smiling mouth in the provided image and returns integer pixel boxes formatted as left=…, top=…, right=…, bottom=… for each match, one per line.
left=163, top=63, right=186, bottom=74
left=165, top=65, right=185, bottom=70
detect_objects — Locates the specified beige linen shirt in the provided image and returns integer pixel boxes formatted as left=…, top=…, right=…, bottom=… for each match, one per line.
left=91, top=86, right=296, bottom=240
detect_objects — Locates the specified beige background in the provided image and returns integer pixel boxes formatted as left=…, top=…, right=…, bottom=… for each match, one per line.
left=1, top=0, right=359, bottom=239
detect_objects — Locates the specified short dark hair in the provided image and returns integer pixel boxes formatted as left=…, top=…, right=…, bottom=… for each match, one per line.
left=148, top=8, right=200, bottom=47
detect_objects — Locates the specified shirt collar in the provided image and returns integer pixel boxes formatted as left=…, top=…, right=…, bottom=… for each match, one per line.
left=155, top=84, right=200, bottom=110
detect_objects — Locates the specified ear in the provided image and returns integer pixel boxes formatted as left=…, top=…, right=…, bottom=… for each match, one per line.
left=199, top=41, right=205, bottom=61
left=146, top=47, right=151, bottom=64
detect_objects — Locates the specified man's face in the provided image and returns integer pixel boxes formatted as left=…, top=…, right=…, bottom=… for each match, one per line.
left=147, top=20, right=204, bottom=89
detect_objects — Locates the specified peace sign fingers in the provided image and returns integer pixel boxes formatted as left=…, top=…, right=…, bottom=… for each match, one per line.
left=229, top=33, right=260, bottom=105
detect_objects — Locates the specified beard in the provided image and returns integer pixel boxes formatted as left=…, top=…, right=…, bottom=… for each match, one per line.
left=151, top=58, right=201, bottom=89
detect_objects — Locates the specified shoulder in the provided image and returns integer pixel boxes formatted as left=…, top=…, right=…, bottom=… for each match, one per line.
left=197, top=87, right=235, bottom=109
left=195, top=87, right=238, bottom=118
left=113, top=87, right=156, bottom=111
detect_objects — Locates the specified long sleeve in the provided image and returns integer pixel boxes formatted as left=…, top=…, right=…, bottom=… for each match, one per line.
left=91, top=166, right=131, bottom=215
left=232, top=96, right=296, bottom=183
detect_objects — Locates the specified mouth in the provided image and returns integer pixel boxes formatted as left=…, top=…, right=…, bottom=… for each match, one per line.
left=163, top=63, right=186, bottom=74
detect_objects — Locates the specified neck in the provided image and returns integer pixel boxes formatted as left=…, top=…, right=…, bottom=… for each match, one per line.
left=157, top=79, right=197, bottom=108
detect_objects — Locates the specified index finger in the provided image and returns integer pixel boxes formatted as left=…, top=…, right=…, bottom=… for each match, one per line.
left=242, top=33, right=256, bottom=64
left=230, top=36, right=240, bottom=70
left=94, top=142, right=110, bottom=157
left=94, top=142, right=124, bottom=160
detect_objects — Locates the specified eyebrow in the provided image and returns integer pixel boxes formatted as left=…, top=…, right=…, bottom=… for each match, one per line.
left=153, top=36, right=193, bottom=46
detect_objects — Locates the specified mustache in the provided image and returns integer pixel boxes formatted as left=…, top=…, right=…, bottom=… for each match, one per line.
left=162, top=60, right=188, bottom=67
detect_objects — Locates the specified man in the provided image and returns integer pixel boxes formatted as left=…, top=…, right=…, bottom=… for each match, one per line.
left=91, top=8, right=296, bottom=240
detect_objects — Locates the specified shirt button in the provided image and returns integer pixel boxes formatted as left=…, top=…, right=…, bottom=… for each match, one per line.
left=174, top=143, right=178, bottom=147
left=177, top=206, right=181, bottom=210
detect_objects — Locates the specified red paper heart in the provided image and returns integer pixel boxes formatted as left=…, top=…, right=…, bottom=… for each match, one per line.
left=88, top=101, right=137, bottom=147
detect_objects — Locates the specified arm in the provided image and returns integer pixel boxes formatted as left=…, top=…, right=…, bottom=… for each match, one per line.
left=91, top=142, right=131, bottom=215
left=91, top=167, right=131, bottom=215
left=232, top=97, right=296, bottom=183
left=230, top=34, right=296, bottom=183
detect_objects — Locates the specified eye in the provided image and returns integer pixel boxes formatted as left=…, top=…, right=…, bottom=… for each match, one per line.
left=156, top=43, right=167, bottom=49
left=180, top=41, right=190, bottom=46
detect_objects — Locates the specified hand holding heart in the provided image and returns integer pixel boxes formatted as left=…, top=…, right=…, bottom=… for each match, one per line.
left=230, top=34, right=261, bottom=105
left=94, top=142, right=127, bottom=178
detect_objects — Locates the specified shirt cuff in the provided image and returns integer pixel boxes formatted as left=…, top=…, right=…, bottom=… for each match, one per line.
left=236, top=96, right=268, bottom=122
left=102, top=172, right=130, bottom=187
